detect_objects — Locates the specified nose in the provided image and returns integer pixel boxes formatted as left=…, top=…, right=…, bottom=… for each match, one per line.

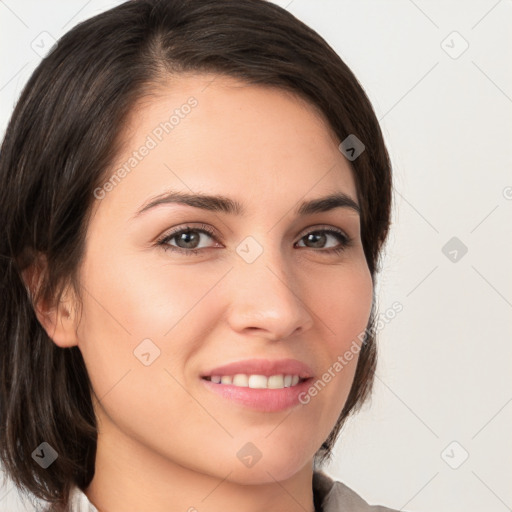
left=226, top=244, right=314, bottom=341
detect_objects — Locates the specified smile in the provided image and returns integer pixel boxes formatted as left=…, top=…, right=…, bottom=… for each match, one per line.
left=202, top=374, right=305, bottom=389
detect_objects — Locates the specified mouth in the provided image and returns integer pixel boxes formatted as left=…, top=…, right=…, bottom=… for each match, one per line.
left=201, top=374, right=311, bottom=389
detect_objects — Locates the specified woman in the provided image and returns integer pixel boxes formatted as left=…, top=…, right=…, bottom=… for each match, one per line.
left=0, top=1, right=398, bottom=510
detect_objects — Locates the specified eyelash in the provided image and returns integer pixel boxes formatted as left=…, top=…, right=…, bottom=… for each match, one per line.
left=156, top=223, right=353, bottom=256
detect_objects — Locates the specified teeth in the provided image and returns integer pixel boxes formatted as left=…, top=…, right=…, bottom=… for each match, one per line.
left=207, top=374, right=302, bottom=389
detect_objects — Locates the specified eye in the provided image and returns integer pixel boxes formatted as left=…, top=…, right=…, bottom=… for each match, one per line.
left=157, top=224, right=219, bottom=256
left=296, top=227, right=352, bottom=255
left=156, top=224, right=353, bottom=256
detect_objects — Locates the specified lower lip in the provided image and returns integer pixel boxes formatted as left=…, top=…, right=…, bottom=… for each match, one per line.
left=200, top=377, right=314, bottom=412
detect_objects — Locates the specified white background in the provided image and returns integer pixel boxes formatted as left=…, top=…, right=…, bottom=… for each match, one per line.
left=1, top=1, right=511, bottom=511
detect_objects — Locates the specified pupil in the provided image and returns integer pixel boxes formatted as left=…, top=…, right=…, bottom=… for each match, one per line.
left=307, top=232, right=325, bottom=248
left=179, top=231, right=199, bottom=248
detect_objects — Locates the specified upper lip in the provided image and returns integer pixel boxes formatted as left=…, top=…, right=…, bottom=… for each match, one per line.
left=200, top=358, right=314, bottom=379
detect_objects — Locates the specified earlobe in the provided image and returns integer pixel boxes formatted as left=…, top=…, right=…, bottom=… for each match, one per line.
left=20, top=255, right=79, bottom=349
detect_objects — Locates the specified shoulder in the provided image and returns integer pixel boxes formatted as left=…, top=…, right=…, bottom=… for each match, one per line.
left=313, top=470, right=403, bottom=512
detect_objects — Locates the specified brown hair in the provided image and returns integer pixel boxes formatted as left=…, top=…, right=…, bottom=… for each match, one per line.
left=0, top=0, right=392, bottom=508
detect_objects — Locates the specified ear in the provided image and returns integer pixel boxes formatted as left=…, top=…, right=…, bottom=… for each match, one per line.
left=21, top=254, right=79, bottom=348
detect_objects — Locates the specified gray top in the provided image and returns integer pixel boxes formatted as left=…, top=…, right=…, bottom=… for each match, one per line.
left=313, top=471, right=403, bottom=511
left=45, top=471, right=402, bottom=511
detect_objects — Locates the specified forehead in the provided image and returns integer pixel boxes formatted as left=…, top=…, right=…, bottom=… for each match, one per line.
left=92, top=73, right=358, bottom=221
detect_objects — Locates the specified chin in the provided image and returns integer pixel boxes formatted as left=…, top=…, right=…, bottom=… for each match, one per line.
left=219, top=446, right=311, bottom=485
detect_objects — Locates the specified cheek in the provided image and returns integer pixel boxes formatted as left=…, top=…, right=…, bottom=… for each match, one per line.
left=312, top=259, right=374, bottom=351
left=75, top=249, right=229, bottom=392
left=300, top=260, right=373, bottom=422
left=77, top=245, right=215, bottom=338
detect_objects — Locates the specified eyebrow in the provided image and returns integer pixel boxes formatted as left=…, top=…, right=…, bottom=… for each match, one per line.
left=132, top=189, right=360, bottom=219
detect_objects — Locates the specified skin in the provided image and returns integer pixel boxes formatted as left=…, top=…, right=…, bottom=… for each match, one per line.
left=34, top=73, right=373, bottom=512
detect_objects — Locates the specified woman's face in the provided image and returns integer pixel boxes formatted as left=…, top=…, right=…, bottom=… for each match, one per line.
left=74, top=73, right=373, bottom=484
